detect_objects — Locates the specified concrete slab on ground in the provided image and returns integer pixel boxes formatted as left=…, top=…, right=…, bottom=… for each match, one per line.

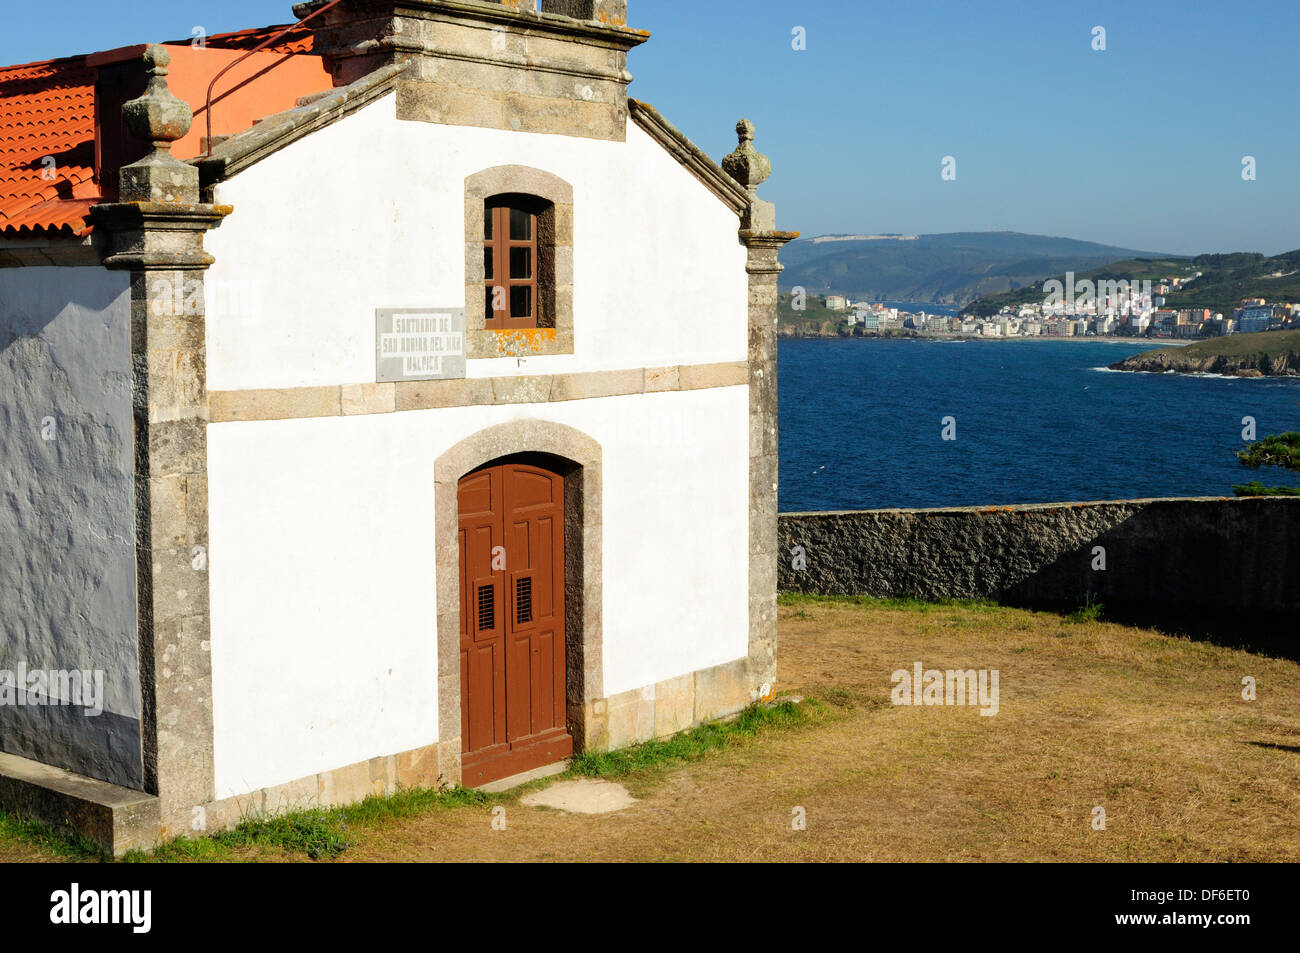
left=519, top=778, right=638, bottom=815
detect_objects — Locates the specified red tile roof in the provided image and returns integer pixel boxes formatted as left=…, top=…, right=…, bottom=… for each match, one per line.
left=0, top=58, right=98, bottom=237
left=184, top=25, right=315, bottom=54
left=0, top=26, right=322, bottom=240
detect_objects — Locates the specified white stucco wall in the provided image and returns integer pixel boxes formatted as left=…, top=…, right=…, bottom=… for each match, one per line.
left=203, top=90, right=755, bottom=797
left=0, top=265, right=142, bottom=788
left=208, top=387, right=749, bottom=798
left=203, top=92, right=750, bottom=390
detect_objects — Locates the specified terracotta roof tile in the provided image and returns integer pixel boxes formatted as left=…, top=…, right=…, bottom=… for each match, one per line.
left=0, top=24, right=322, bottom=239
left=0, top=58, right=97, bottom=237
left=188, top=25, right=315, bottom=54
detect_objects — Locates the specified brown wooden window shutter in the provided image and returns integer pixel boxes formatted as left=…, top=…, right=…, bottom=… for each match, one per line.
left=484, top=194, right=547, bottom=330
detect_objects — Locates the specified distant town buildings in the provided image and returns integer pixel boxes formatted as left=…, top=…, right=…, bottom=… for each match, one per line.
left=795, top=286, right=1297, bottom=340
left=1236, top=304, right=1273, bottom=334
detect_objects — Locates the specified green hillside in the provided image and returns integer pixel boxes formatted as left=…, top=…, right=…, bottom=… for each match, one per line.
left=1164, top=251, right=1300, bottom=314
left=965, top=258, right=1197, bottom=317
left=1152, top=327, right=1300, bottom=359
left=968, top=250, right=1300, bottom=318
left=777, top=292, right=840, bottom=327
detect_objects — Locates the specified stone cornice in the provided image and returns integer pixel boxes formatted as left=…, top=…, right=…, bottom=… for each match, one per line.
left=294, top=0, right=651, bottom=52
left=741, top=229, right=801, bottom=246
left=741, top=229, right=800, bottom=273
left=89, top=202, right=232, bottom=271
left=628, top=100, right=750, bottom=217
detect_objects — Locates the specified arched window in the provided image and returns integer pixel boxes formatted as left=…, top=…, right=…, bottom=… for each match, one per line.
left=465, top=166, right=574, bottom=358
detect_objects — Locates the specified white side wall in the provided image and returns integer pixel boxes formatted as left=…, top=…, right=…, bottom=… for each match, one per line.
left=203, top=92, right=750, bottom=389
left=208, top=388, right=749, bottom=798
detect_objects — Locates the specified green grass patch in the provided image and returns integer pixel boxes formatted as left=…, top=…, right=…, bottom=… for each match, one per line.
left=128, top=786, right=489, bottom=863
left=0, top=810, right=107, bottom=861
left=1064, top=600, right=1105, bottom=624
left=1233, top=481, right=1300, bottom=497
left=778, top=592, right=999, bottom=612
left=567, top=700, right=816, bottom=780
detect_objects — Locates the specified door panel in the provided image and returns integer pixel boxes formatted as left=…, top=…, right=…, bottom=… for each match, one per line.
left=459, top=461, right=572, bottom=786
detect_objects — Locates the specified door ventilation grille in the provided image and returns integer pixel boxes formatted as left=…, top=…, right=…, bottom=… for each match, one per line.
left=516, top=577, right=533, bottom=625
left=477, top=584, right=495, bottom=631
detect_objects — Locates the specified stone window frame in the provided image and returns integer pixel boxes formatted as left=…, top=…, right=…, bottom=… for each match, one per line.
left=464, top=166, right=574, bottom=359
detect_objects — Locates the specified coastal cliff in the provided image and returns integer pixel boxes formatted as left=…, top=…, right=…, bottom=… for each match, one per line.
left=1110, top=330, right=1300, bottom=377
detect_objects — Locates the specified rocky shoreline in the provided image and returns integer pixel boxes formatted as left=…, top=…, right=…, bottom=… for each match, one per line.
left=1109, top=343, right=1300, bottom=378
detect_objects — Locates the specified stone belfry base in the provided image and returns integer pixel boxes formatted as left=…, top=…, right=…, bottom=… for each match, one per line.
left=294, top=0, right=649, bottom=140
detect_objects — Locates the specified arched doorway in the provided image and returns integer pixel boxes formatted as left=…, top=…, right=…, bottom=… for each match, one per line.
left=458, top=454, right=573, bottom=786
left=433, top=420, right=603, bottom=788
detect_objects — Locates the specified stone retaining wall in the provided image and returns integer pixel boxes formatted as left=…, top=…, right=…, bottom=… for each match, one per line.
left=778, top=498, right=1300, bottom=620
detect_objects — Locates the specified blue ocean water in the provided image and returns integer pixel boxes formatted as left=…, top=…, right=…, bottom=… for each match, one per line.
left=777, top=338, right=1300, bottom=512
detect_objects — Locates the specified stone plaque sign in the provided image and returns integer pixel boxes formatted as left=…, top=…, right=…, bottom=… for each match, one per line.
left=375, top=308, right=466, bottom=382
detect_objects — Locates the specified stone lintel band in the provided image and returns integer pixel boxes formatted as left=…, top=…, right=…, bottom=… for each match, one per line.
left=208, top=361, right=748, bottom=423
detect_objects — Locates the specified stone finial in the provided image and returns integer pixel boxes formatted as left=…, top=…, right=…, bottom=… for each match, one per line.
left=123, top=45, right=193, bottom=156
left=722, top=118, right=771, bottom=195
left=117, top=45, right=201, bottom=204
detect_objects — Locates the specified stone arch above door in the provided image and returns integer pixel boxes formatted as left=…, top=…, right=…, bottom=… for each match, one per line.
left=433, top=418, right=602, bottom=784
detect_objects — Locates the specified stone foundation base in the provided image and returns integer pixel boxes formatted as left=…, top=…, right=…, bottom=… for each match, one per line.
left=188, top=739, right=460, bottom=839
left=0, top=750, right=159, bottom=858
left=581, top=655, right=771, bottom=752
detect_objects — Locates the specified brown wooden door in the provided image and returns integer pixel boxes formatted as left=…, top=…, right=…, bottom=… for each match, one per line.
left=458, top=460, right=572, bottom=786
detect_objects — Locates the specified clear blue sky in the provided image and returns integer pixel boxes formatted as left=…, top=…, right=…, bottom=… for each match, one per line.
left=6, top=0, right=1297, bottom=255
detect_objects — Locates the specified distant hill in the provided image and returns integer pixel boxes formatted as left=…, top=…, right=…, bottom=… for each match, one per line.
left=968, top=249, right=1300, bottom=318
left=778, top=231, right=1163, bottom=306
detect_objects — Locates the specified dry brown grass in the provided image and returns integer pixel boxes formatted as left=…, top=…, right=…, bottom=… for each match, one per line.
left=340, top=599, right=1300, bottom=862
left=0, top=838, right=62, bottom=863
left=5, top=598, right=1298, bottom=862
